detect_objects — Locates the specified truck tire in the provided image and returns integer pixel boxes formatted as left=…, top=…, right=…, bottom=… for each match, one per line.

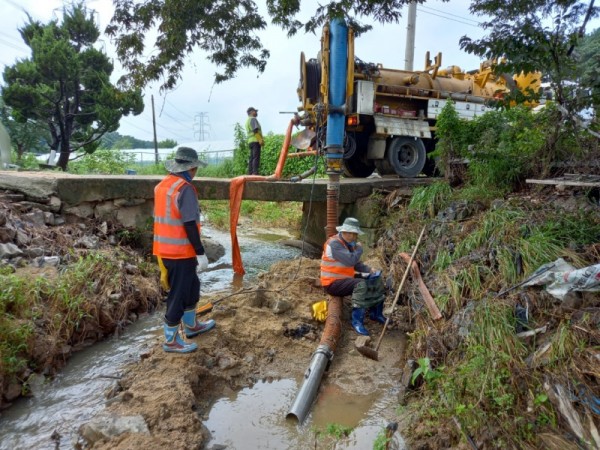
left=342, top=133, right=375, bottom=178
left=387, top=136, right=426, bottom=178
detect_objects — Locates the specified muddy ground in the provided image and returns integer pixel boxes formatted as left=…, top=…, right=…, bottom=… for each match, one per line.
left=85, top=253, right=414, bottom=450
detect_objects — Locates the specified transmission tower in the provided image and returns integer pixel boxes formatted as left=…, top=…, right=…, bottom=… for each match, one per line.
left=194, top=112, right=211, bottom=141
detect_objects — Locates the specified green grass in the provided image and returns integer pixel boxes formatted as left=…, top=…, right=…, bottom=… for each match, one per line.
left=202, top=199, right=303, bottom=231
left=0, top=252, right=142, bottom=378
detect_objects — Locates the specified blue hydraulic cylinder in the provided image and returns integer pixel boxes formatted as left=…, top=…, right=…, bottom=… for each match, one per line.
left=325, top=18, right=348, bottom=173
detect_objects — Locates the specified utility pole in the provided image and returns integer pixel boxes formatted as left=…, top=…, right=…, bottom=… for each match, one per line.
left=194, top=112, right=210, bottom=141
left=404, top=2, right=417, bottom=71
left=151, top=95, right=159, bottom=164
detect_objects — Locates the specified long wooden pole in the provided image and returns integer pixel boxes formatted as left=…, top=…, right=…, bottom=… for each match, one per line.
left=374, top=225, right=427, bottom=353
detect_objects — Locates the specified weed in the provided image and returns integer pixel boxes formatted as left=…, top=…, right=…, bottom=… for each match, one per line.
left=411, top=357, right=442, bottom=386
left=408, top=182, right=452, bottom=217
left=323, top=422, right=353, bottom=439
left=373, top=427, right=393, bottom=450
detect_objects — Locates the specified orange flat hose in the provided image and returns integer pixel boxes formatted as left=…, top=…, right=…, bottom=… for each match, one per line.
left=229, top=119, right=295, bottom=275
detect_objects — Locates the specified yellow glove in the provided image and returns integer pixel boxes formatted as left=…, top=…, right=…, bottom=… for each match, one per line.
left=157, top=256, right=170, bottom=291
left=311, top=300, right=328, bottom=322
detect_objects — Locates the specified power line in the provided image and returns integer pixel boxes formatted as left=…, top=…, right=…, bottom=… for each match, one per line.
left=418, top=5, right=481, bottom=25
left=417, top=7, right=482, bottom=28
left=165, top=99, right=191, bottom=119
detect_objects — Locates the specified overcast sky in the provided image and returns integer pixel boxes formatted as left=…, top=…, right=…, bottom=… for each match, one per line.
left=0, top=0, right=530, bottom=144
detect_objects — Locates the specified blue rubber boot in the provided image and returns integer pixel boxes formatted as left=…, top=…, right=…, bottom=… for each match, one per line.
left=369, top=302, right=387, bottom=324
left=182, top=308, right=216, bottom=338
left=163, top=324, right=197, bottom=353
left=351, top=308, right=369, bottom=336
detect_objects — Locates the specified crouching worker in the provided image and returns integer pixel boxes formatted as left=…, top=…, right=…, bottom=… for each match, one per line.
left=320, top=217, right=387, bottom=336
left=153, top=147, right=216, bottom=353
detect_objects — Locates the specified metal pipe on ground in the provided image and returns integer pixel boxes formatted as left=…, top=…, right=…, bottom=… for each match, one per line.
left=287, top=295, right=342, bottom=423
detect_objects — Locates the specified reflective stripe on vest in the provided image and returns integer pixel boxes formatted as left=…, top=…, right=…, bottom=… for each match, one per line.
left=153, top=174, right=201, bottom=259
left=320, top=235, right=355, bottom=286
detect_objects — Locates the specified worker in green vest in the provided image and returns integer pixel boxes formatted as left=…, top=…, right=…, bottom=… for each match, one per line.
left=245, top=106, right=264, bottom=175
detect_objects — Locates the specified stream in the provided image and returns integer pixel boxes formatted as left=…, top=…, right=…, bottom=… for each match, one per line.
left=0, top=225, right=405, bottom=450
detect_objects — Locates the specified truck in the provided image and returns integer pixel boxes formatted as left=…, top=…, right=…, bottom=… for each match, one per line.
left=295, top=26, right=540, bottom=178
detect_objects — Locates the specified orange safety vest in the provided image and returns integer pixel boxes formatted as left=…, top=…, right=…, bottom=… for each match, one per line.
left=320, top=235, right=355, bottom=287
left=153, top=174, right=201, bottom=259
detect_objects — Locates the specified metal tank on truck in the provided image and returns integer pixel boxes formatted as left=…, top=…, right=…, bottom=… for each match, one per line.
left=295, top=25, right=541, bottom=178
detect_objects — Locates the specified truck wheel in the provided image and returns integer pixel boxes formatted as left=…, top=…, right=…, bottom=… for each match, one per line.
left=387, top=137, right=426, bottom=177
left=342, top=134, right=375, bottom=178
left=342, top=155, right=375, bottom=178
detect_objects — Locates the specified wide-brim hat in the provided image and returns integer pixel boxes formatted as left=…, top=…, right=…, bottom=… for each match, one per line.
left=164, top=146, right=207, bottom=173
left=336, top=217, right=364, bottom=235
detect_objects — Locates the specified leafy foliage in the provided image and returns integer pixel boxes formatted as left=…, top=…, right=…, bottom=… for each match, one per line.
left=232, top=123, right=325, bottom=178
left=69, top=149, right=137, bottom=175
left=434, top=100, right=586, bottom=193
left=460, top=1, right=599, bottom=117
left=1, top=3, right=144, bottom=170
left=0, top=97, right=49, bottom=160
left=100, top=131, right=177, bottom=150
left=106, top=0, right=437, bottom=90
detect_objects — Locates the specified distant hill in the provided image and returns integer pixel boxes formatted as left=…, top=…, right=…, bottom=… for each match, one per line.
left=100, top=132, right=177, bottom=150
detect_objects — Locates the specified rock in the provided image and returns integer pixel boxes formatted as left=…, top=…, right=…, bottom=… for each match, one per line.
left=43, top=212, right=55, bottom=226
left=0, top=242, right=23, bottom=259
left=203, top=237, right=225, bottom=262
left=272, top=299, right=291, bottom=314
left=16, top=229, right=30, bottom=246
left=3, top=383, right=21, bottom=402
left=355, top=335, right=372, bottom=349
left=74, top=235, right=100, bottom=249
left=49, top=196, right=61, bottom=212
left=23, top=210, right=46, bottom=227
left=79, top=414, right=149, bottom=446
left=0, top=224, right=16, bottom=242
left=124, top=264, right=139, bottom=275
left=25, top=247, right=45, bottom=258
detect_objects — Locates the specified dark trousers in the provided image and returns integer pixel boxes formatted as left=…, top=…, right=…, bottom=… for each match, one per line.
left=325, top=277, right=385, bottom=308
left=162, top=257, right=200, bottom=326
left=324, top=278, right=363, bottom=297
left=248, top=142, right=261, bottom=175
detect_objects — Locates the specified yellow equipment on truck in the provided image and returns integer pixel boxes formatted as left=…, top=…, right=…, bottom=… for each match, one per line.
left=296, top=27, right=540, bottom=178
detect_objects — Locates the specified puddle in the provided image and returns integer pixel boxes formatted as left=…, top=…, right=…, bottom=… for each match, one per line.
left=204, top=378, right=406, bottom=449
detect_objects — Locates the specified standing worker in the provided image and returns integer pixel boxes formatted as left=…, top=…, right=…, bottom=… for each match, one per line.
left=153, top=147, right=216, bottom=353
left=320, top=218, right=387, bottom=336
left=245, top=106, right=264, bottom=175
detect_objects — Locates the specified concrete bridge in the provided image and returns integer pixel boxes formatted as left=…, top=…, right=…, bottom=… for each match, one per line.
left=0, top=171, right=432, bottom=246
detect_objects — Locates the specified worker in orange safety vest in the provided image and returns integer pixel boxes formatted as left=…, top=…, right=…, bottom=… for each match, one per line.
left=153, top=147, right=216, bottom=353
left=320, top=217, right=386, bottom=336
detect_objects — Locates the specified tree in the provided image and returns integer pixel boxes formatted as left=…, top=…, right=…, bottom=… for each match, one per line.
left=459, top=1, right=599, bottom=114
left=158, top=139, right=178, bottom=148
left=576, top=26, right=600, bottom=110
left=0, top=97, right=50, bottom=161
left=106, top=0, right=429, bottom=91
left=2, top=3, right=144, bottom=170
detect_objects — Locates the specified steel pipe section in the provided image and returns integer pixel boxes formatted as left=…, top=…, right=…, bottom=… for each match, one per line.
left=287, top=296, right=342, bottom=423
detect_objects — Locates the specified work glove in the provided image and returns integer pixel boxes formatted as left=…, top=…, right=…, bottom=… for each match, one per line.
left=196, top=254, right=209, bottom=272
left=157, top=256, right=170, bottom=290
left=311, top=300, right=328, bottom=322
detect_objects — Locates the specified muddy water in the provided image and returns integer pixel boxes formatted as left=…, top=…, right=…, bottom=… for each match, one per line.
left=0, top=226, right=299, bottom=450
left=204, top=380, right=406, bottom=449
